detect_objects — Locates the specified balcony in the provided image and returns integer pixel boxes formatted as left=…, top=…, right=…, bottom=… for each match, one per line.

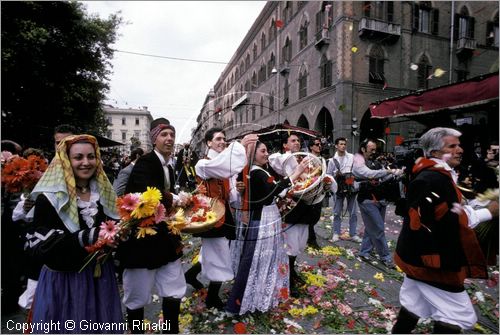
left=456, top=36, right=477, bottom=55
left=358, top=17, right=401, bottom=44
left=315, top=29, right=330, bottom=49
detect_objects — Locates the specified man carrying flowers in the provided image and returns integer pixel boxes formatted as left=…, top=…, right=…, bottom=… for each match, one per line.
left=116, top=118, right=185, bottom=334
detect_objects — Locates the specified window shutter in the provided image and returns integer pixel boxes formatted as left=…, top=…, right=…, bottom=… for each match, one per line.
left=431, top=8, right=439, bottom=35
left=469, top=16, right=475, bottom=38
left=316, top=11, right=323, bottom=33
left=387, top=2, right=394, bottom=23
left=412, top=4, right=420, bottom=32
left=453, top=14, right=459, bottom=40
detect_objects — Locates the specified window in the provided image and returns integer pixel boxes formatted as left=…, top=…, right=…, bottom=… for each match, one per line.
left=298, top=67, right=308, bottom=99
left=364, top=1, right=395, bottom=22
left=413, top=2, right=439, bottom=35
left=107, top=131, right=112, bottom=138
left=252, top=71, right=257, bottom=88
left=320, top=54, right=332, bottom=88
left=269, top=19, right=277, bottom=42
left=261, top=32, right=266, bottom=51
left=245, top=54, right=250, bottom=70
left=454, top=6, right=474, bottom=39
left=135, top=117, right=139, bottom=125
left=251, top=105, right=256, bottom=120
left=245, top=79, right=251, bottom=92
left=316, top=1, right=334, bottom=35
left=486, top=13, right=499, bottom=47
left=417, top=55, right=432, bottom=89
left=107, top=117, right=113, bottom=125
left=268, top=53, right=275, bottom=77
left=299, top=21, right=308, bottom=50
left=283, top=79, right=289, bottom=106
left=121, top=131, right=127, bottom=141
left=240, top=60, right=245, bottom=74
left=282, top=37, right=292, bottom=63
left=253, top=43, right=258, bottom=62
left=283, top=2, right=292, bottom=24
left=258, top=64, right=266, bottom=84
left=368, top=45, right=385, bottom=84
left=121, top=117, right=126, bottom=125
left=235, top=67, right=240, bottom=79
left=260, top=97, right=264, bottom=116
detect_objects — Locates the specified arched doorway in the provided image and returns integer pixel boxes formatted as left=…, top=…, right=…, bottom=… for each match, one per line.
left=314, top=107, right=333, bottom=137
left=297, top=114, right=309, bottom=129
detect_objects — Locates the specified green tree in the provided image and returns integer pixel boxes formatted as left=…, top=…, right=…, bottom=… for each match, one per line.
left=1, top=1, right=122, bottom=151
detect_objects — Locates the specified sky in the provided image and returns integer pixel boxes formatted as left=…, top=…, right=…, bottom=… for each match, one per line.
left=81, top=1, right=266, bottom=144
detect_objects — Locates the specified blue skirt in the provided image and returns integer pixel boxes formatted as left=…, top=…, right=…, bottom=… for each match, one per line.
left=31, top=261, right=124, bottom=334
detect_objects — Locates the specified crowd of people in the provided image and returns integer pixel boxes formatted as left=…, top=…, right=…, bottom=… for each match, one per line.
left=1, top=119, right=499, bottom=334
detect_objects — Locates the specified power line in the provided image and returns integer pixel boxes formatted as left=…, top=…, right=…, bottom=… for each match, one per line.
left=113, top=49, right=228, bottom=65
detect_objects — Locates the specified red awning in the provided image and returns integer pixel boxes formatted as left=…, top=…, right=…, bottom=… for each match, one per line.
left=370, top=73, right=499, bottom=118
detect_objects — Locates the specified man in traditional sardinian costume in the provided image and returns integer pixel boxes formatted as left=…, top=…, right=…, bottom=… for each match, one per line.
left=392, top=127, right=499, bottom=334
left=185, top=127, right=256, bottom=309
left=269, top=133, right=335, bottom=297
left=116, top=118, right=185, bottom=334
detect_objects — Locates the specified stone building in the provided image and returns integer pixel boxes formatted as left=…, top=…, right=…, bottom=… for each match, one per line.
left=103, top=104, right=154, bottom=154
left=192, top=1, right=498, bottom=154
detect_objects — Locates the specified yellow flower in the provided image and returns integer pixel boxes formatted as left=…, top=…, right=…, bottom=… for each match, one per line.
left=289, top=306, right=319, bottom=317
left=131, top=201, right=156, bottom=218
left=304, top=272, right=327, bottom=287
left=166, top=208, right=187, bottom=235
left=136, top=227, right=157, bottom=239
left=395, top=265, right=403, bottom=273
left=142, top=187, right=162, bottom=206
left=373, top=272, right=385, bottom=282
left=179, top=313, right=193, bottom=332
left=321, top=246, right=343, bottom=256
left=205, top=211, right=217, bottom=224
left=174, top=208, right=186, bottom=223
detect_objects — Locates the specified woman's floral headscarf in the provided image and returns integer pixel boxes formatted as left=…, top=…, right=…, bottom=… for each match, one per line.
left=30, top=135, right=118, bottom=232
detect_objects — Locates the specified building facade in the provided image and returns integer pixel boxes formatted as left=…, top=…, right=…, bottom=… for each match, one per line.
left=103, top=104, right=154, bottom=154
left=192, top=1, right=498, bottom=154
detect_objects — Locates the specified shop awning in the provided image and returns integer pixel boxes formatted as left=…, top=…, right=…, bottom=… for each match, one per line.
left=370, top=72, right=499, bottom=119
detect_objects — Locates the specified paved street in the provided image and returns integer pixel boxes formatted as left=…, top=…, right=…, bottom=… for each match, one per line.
left=2, top=203, right=498, bottom=334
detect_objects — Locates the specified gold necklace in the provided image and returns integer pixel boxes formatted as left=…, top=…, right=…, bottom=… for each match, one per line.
left=76, top=185, right=90, bottom=194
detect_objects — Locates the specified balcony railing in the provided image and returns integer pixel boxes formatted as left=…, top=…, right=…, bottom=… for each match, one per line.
left=315, top=29, right=330, bottom=49
left=456, top=36, right=477, bottom=51
left=358, top=17, right=401, bottom=43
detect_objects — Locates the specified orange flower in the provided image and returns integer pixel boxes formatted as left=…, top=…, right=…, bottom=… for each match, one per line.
left=279, top=287, right=289, bottom=300
left=233, top=322, right=247, bottom=334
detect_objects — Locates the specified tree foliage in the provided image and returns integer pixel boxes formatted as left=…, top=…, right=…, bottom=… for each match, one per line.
left=1, top=1, right=122, bottom=151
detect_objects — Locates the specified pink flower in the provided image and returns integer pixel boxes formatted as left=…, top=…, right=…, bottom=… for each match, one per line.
left=121, top=193, right=140, bottom=211
left=99, top=220, right=119, bottom=240
left=338, top=303, right=353, bottom=316
left=154, top=203, right=166, bottom=223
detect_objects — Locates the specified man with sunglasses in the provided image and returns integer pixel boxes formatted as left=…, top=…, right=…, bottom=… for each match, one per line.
left=306, top=139, right=324, bottom=249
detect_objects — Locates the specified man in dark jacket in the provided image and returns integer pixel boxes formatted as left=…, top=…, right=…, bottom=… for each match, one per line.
left=392, top=127, right=499, bottom=333
left=117, top=118, right=185, bottom=334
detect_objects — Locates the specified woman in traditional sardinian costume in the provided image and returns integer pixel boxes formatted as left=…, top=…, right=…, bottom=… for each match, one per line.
left=26, top=135, right=123, bottom=333
left=226, top=141, right=309, bottom=315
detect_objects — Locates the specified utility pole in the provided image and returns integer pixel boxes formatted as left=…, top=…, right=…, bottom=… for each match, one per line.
left=449, top=1, right=455, bottom=83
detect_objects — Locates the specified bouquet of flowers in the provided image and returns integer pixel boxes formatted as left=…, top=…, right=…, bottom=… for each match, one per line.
left=115, top=186, right=167, bottom=238
left=1, top=154, right=48, bottom=195
left=79, top=187, right=167, bottom=277
left=166, top=191, right=225, bottom=235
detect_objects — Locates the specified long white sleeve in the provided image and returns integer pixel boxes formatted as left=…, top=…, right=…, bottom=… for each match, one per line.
left=352, top=153, right=390, bottom=179
left=195, top=141, right=247, bottom=180
left=462, top=199, right=494, bottom=229
left=268, top=152, right=297, bottom=176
